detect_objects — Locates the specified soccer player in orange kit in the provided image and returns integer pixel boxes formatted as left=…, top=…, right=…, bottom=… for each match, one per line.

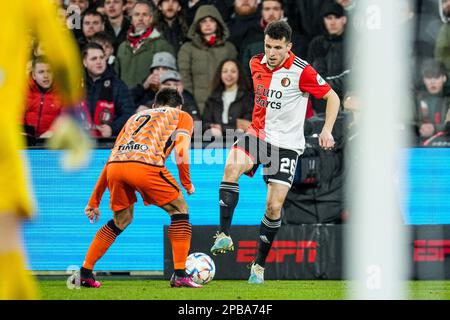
left=77, top=88, right=201, bottom=288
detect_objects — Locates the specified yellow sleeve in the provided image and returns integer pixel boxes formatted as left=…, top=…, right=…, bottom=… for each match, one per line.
left=27, top=0, right=84, bottom=106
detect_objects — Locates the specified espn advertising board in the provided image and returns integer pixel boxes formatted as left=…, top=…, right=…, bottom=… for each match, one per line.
left=164, top=225, right=450, bottom=280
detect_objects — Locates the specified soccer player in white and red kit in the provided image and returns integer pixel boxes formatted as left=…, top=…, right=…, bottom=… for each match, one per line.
left=210, top=21, right=341, bottom=283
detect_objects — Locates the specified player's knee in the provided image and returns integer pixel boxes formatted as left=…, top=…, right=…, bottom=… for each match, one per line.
left=113, top=214, right=133, bottom=230
left=169, top=198, right=189, bottom=214
left=265, top=201, right=283, bottom=219
left=176, top=203, right=188, bottom=214
left=223, top=163, right=242, bottom=182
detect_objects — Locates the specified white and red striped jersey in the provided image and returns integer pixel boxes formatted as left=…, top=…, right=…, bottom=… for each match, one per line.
left=247, top=52, right=331, bottom=153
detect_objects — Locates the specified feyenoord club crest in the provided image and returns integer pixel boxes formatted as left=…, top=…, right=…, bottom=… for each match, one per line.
left=281, top=77, right=290, bottom=87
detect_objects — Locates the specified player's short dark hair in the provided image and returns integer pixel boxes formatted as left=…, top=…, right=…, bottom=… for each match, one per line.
left=32, top=55, right=50, bottom=70
left=264, top=20, right=292, bottom=43
left=82, top=42, right=105, bottom=59
left=154, top=88, right=184, bottom=108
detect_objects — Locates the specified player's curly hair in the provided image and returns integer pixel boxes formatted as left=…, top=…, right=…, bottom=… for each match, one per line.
left=264, top=20, right=292, bottom=43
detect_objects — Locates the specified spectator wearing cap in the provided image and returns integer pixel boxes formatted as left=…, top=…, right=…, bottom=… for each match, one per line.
left=144, top=70, right=201, bottom=123
left=132, top=51, right=177, bottom=110
left=154, top=0, right=189, bottom=55
left=202, top=59, right=253, bottom=137
left=416, top=59, right=450, bottom=143
left=103, top=0, right=132, bottom=53
left=307, top=2, right=350, bottom=113
left=81, top=43, right=135, bottom=137
left=178, top=5, right=237, bottom=114
left=115, top=0, right=174, bottom=88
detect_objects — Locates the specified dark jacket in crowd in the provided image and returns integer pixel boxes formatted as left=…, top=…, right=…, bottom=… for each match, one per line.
left=157, top=18, right=188, bottom=56
left=286, top=0, right=334, bottom=46
left=182, top=0, right=210, bottom=26
left=307, top=32, right=349, bottom=99
left=181, top=90, right=202, bottom=121
left=85, top=67, right=135, bottom=136
left=227, top=10, right=261, bottom=57
left=105, top=16, right=132, bottom=53
left=130, top=84, right=156, bottom=109
left=202, top=88, right=253, bottom=133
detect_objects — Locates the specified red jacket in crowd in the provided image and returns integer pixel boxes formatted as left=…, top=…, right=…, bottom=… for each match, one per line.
left=23, top=78, right=63, bottom=137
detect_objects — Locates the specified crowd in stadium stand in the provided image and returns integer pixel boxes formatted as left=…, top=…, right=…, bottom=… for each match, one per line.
left=22, top=0, right=450, bottom=146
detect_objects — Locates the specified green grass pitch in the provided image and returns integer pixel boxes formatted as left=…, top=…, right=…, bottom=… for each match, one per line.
left=38, top=278, right=450, bottom=300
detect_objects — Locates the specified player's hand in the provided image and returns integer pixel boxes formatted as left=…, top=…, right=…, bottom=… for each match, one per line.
left=186, top=185, right=195, bottom=196
left=143, top=73, right=160, bottom=91
left=97, top=124, right=113, bottom=138
left=319, top=129, right=335, bottom=150
left=419, top=123, right=435, bottom=138
left=84, top=205, right=100, bottom=223
left=236, top=118, right=251, bottom=131
left=46, top=114, right=94, bottom=170
left=210, top=124, right=222, bottom=137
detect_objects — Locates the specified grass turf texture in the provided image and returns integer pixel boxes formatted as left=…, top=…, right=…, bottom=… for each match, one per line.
left=39, top=279, right=450, bottom=300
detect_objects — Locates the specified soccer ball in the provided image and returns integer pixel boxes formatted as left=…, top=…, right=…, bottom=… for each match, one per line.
left=185, top=252, right=216, bottom=285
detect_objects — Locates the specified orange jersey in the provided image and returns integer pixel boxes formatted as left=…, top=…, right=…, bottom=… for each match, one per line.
left=108, top=107, right=193, bottom=166
left=88, top=107, right=194, bottom=208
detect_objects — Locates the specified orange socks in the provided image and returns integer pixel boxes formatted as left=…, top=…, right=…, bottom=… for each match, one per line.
left=82, top=220, right=122, bottom=271
left=168, top=214, right=192, bottom=272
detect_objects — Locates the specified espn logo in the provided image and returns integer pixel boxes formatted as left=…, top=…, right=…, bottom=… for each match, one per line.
left=414, top=240, right=450, bottom=262
left=236, top=240, right=317, bottom=263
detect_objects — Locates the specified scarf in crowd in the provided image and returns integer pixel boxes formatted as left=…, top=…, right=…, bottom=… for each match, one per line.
left=127, top=26, right=153, bottom=51
left=205, top=34, right=217, bottom=47
left=79, top=77, right=115, bottom=137
left=260, top=18, right=268, bottom=30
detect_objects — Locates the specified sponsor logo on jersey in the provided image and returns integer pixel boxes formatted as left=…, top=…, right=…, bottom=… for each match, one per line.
left=118, top=140, right=149, bottom=152
left=316, top=74, right=326, bottom=86
left=281, top=77, right=290, bottom=87
left=255, top=84, right=283, bottom=109
left=0, top=69, right=4, bottom=87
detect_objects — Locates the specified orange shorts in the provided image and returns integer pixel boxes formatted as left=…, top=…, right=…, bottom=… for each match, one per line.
left=106, top=162, right=181, bottom=211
